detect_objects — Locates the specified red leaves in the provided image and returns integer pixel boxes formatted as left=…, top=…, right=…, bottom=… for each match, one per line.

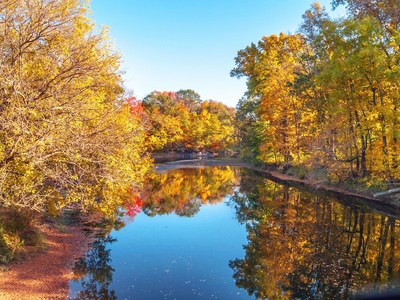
left=210, top=142, right=221, bottom=151
left=125, top=96, right=143, bottom=118
left=124, top=195, right=143, bottom=219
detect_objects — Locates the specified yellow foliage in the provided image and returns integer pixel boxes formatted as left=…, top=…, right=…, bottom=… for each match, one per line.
left=0, top=0, right=151, bottom=216
left=142, top=92, right=236, bottom=152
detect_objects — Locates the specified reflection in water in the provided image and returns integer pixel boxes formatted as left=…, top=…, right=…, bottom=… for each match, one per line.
left=69, top=166, right=400, bottom=299
left=140, top=166, right=239, bottom=217
left=69, top=166, right=241, bottom=299
left=69, top=234, right=117, bottom=300
left=68, top=217, right=124, bottom=300
left=229, top=169, right=400, bottom=299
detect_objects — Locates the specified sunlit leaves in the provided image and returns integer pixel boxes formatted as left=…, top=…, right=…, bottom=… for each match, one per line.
left=0, top=0, right=151, bottom=216
left=142, top=90, right=236, bottom=153
left=232, top=1, right=400, bottom=184
left=232, top=33, right=312, bottom=165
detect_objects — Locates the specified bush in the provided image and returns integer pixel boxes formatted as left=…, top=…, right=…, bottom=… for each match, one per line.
left=0, top=209, right=44, bottom=264
left=0, top=225, right=24, bottom=263
left=287, top=165, right=307, bottom=179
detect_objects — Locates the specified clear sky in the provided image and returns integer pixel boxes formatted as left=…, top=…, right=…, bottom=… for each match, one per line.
left=90, top=0, right=345, bottom=108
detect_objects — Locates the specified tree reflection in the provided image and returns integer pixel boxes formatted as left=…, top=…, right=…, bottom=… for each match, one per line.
left=69, top=166, right=239, bottom=298
left=229, top=169, right=400, bottom=299
left=141, top=166, right=239, bottom=217
left=70, top=223, right=118, bottom=299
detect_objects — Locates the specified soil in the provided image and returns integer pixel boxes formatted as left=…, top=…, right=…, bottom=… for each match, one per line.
left=0, top=220, right=91, bottom=300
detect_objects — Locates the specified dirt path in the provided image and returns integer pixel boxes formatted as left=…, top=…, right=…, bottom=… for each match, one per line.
left=0, top=223, right=89, bottom=300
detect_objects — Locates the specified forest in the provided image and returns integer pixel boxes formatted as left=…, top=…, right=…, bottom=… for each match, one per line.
left=233, top=0, right=400, bottom=190
left=0, top=0, right=236, bottom=262
left=2, top=0, right=400, bottom=270
left=139, top=90, right=236, bottom=153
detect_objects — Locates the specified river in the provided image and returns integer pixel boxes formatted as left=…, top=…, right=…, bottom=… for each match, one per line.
left=68, top=161, right=400, bottom=299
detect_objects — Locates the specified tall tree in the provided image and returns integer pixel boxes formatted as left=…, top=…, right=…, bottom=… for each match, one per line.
left=232, top=33, right=311, bottom=165
left=0, top=0, right=150, bottom=215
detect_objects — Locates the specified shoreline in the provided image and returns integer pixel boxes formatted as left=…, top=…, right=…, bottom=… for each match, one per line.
left=0, top=215, right=92, bottom=300
left=0, top=156, right=398, bottom=300
left=157, top=156, right=400, bottom=210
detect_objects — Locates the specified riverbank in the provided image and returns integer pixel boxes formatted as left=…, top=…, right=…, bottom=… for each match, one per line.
left=0, top=212, right=93, bottom=300
left=1, top=156, right=398, bottom=300
left=157, top=157, right=400, bottom=209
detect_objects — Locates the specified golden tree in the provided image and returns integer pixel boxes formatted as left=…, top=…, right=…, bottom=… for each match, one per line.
left=0, top=0, right=150, bottom=215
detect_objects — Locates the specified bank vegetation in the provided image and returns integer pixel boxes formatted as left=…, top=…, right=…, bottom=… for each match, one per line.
left=0, top=0, right=150, bottom=263
left=233, top=0, right=400, bottom=197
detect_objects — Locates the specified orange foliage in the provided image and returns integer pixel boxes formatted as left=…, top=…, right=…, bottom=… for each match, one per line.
left=125, top=96, right=143, bottom=118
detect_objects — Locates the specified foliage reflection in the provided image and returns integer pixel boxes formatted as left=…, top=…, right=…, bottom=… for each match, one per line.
left=69, top=166, right=239, bottom=298
left=140, top=166, right=239, bottom=217
left=69, top=167, right=400, bottom=299
left=229, top=169, right=400, bottom=299
left=69, top=220, right=119, bottom=300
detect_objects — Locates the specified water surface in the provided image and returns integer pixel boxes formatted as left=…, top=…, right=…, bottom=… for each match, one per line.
left=68, top=164, right=400, bottom=299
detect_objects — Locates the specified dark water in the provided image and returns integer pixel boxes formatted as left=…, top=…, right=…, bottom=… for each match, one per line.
left=68, top=165, right=400, bottom=299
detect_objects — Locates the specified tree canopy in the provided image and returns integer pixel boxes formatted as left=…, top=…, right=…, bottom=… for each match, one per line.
left=141, top=90, right=236, bottom=153
left=0, top=0, right=150, bottom=216
left=232, top=0, right=400, bottom=186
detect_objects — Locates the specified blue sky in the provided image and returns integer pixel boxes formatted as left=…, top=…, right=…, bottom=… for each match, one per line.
left=90, top=0, right=345, bottom=108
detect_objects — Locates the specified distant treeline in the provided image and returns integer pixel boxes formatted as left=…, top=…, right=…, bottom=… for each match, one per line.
left=139, top=90, right=236, bottom=153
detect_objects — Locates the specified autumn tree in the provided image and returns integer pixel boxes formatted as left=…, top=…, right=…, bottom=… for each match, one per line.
left=142, top=90, right=236, bottom=153
left=332, top=0, right=400, bottom=31
left=0, top=0, right=150, bottom=215
left=232, top=33, right=312, bottom=165
left=311, top=11, right=400, bottom=180
left=232, top=1, right=400, bottom=186
left=176, top=89, right=202, bottom=112
left=235, top=96, right=263, bottom=163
